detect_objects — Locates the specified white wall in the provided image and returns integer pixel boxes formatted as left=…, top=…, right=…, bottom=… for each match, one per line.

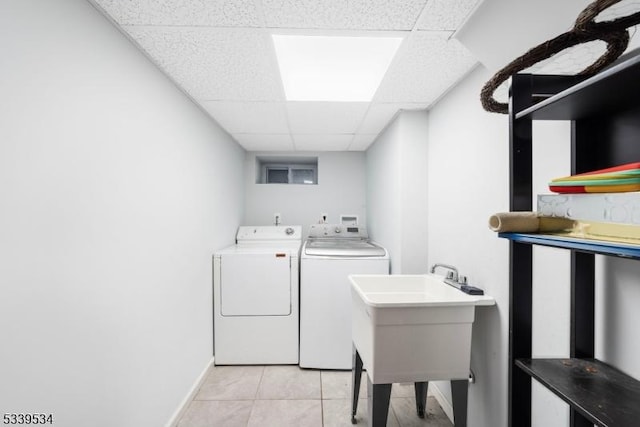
left=366, top=110, right=429, bottom=273
left=366, top=120, right=403, bottom=271
left=455, top=0, right=594, bottom=71
left=0, top=1, right=244, bottom=426
left=244, top=151, right=366, bottom=237
left=530, top=124, right=572, bottom=427
left=426, top=66, right=510, bottom=425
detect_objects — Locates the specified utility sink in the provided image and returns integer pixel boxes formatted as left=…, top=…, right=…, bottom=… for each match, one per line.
left=349, top=274, right=495, bottom=384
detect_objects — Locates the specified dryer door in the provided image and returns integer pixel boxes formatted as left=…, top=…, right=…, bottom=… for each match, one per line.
left=220, top=253, right=291, bottom=316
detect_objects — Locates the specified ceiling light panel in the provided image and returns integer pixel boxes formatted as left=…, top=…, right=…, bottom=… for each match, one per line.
left=202, top=101, right=289, bottom=134
left=286, top=102, right=369, bottom=134
left=262, top=0, right=427, bottom=30
left=417, top=0, right=480, bottom=31
left=374, top=32, right=477, bottom=104
left=93, top=0, right=261, bottom=26
left=273, top=35, right=403, bottom=102
left=125, top=27, right=283, bottom=101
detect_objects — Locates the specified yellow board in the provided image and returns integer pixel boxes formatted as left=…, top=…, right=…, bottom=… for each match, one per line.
left=548, top=221, right=640, bottom=245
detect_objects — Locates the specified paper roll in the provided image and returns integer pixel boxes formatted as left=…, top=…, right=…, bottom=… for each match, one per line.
left=488, top=212, right=539, bottom=232
left=489, top=212, right=575, bottom=233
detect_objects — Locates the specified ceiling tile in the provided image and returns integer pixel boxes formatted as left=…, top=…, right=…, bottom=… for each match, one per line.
left=94, top=0, right=262, bottom=26
left=374, top=32, right=477, bottom=103
left=233, top=134, right=295, bottom=151
left=358, top=104, right=400, bottom=134
left=358, top=103, right=428, bottom=134
left=293, top=134, right=353, bottom=151
left=202, top=101, right=289, bottom=134
left=262, top=0, right=427, bottom=30
left=349, top=134, right=378, bottom=151
left=286, top=102, right=369, bottom=134
left=124, top=27, right=284, bottom=101
left=416, top=0, right=480, bottom=31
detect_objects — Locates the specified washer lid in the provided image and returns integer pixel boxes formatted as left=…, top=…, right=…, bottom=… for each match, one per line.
left=304, top=240, right=386, bottom=257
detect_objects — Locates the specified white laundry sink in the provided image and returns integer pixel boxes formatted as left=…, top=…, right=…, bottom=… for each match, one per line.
left=349, top=274, right=494, bottom=384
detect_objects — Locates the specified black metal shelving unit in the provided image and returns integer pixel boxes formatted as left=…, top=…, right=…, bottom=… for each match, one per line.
left=503, top=51, right=640, bottom=427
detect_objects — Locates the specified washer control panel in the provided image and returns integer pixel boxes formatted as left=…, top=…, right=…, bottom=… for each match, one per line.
left=308, top=224, right=368, bottom=239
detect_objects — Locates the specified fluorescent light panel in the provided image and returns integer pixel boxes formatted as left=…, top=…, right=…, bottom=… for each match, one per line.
left=272, top=35, right=403, bottom=102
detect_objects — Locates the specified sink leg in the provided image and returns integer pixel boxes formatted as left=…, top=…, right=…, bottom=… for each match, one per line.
left=367, top=378, right=392, bottom=427
left=351, top=345, right=363, bottom=424
left=451, top=379, right=468, bottom=427
left=414, top=381, right=428, bottom=418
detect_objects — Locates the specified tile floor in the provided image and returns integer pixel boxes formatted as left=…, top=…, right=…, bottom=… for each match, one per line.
left=177, top=365, right=453, bottom=427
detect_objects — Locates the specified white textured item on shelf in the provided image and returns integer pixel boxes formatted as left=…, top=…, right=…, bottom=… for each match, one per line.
left=537, top=192, right=640, bottom=225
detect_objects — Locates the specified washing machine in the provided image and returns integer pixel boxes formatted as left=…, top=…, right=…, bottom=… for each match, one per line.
left=300, top=224, right=389, bottom=369
left=213, top=225, right=301, bottom=365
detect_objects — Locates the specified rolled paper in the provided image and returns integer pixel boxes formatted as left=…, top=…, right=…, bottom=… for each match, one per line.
left=488, top=212, right=539, bottom=232
left=488, top=212, right=575, bottom=233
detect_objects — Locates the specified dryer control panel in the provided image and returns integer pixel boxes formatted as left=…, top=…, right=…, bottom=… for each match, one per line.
left=236, top=225, right=302, bottom=242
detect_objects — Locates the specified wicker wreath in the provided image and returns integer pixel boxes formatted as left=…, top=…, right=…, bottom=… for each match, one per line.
left=480, top=0, right=640, bottom=114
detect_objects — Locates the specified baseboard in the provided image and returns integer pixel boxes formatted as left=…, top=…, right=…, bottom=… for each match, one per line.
left=430, top=382, right=454, bottom=424
left=165, top=356, right=214, bottom=427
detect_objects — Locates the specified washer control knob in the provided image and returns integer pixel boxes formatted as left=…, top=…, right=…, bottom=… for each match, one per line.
left=335, top=227, right=341, bottom=233
left=285, top=227, right=295, bottom=235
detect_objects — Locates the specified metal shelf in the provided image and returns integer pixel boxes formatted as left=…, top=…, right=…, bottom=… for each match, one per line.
left=516, top=52, right=640, bottom=121
left=498, top=233, right=640, bottom=259
left=516, top=358, right=640, bottom=427
left=506, top=49, right=640, bottom=426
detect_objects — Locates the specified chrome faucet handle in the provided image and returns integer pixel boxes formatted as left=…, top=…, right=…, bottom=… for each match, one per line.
left=430, top=263, right=459, bottom=281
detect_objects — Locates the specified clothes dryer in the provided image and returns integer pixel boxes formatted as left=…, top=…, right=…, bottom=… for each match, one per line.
left=213, top=225, right=301, bottom=365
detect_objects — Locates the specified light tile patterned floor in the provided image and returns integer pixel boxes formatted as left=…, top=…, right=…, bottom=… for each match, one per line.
left=178, top=365, right=453, bottom=427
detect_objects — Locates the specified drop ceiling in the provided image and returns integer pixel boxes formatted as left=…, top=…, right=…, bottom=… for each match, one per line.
left=91, top=0, right=480, bottom=151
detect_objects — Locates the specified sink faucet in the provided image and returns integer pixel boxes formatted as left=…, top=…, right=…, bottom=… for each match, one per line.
left=430, top=263, right=459, bottom=282
left=430, top=263, right=484, bottom=295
